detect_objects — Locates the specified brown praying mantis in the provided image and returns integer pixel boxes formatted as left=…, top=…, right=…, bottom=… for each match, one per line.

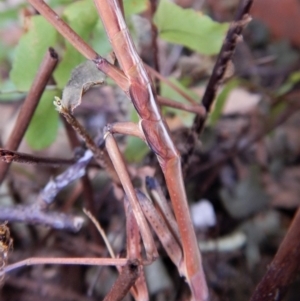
left=53, top=0, right=208, bottom=298
left=1, top=0, right=252, bottom=299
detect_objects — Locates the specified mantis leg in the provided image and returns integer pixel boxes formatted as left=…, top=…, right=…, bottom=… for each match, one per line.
left=103, top=126, right=158, bottom=262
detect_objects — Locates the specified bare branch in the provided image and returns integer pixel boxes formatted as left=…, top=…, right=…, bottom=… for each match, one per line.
left=0, top=48, right=58, bottom=183
left=0, top=149, right=75, bottom=166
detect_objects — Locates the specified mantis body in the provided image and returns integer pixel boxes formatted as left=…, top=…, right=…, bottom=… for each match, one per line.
left=92, top=0, right=208, bottom=300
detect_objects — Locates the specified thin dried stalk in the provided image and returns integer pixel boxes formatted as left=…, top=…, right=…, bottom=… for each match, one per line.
left=0, top=48, right=58, bottom=183
left=0, top=257, right=128, bottom=276
left=146, top=65, right=197, bottom=105
left=157, top=96, right=206, bottom=116
left=0, top=149, right=75, bottom=166
left=54, top=98, right=120, bottom=185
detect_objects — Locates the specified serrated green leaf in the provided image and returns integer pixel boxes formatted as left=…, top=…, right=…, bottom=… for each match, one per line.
left=154, top=0, right=228, bottom=55
left=54, top=0, right=99, bottom=88
left=10, top=16, right=57, bottom=91
left=160, top=78, right=198, bottom=127
left=208, top=79, right=239, bottom=125
left=25, top=90, right=59, bottom=150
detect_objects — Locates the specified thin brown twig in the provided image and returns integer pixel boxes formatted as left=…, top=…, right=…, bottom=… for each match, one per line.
left=1, top=257, right=128, bottom=276
left=55, top=99, right=120, bottom=185
left=83, top=208, right=116, bottom=258
left=182, top=0, right=253, bottom=171
left=0, top=149, right=75, bottom=166
left=146, top=64, right=198, bottom=105
left=62, top=117, right=100, bottom=243
left=195, top=0, right=253, bottom=132
left=0, top=48, right=58, bottom=184
left=157, top=95, right=206, bottom=116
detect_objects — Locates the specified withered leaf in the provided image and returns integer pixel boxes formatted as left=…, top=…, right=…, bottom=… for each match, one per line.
left=60, top=60, right=105, bottom=112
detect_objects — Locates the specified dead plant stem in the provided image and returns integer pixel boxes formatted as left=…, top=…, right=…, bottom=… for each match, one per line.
left=0, top=48, right=58, bottom=184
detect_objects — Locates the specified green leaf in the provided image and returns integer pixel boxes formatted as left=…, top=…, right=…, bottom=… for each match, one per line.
left=160, top=78, right=198, bottom=127
left=208, top=79, right=239, bottom=125
left=49, top=0, right=74, bottom=6
left=154, top=0, right=228, bottom=55
left=25, top=90, right=59, bottom=150
left=54, top=0, right=99, bottom=88
left=124, top=0, right=147, bottom=16
left=124, top=136, right=149, bottom=163
left=91, top=20, right=111, bottom=56
left=0, top=80, right=26, bottom=102
left=10, top=16, right=57, bottom=91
